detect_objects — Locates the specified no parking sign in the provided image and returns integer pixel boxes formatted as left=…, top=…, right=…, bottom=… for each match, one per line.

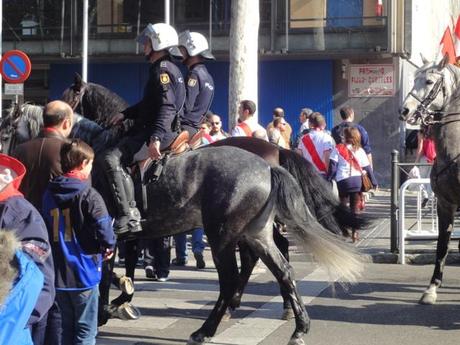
left=1, top=50, right=32, bottom=83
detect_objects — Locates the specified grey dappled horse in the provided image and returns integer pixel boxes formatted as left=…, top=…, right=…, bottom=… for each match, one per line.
left=140, top=145, right=364, bottom=345
left=400, top=55, right=460, bottom=304
left=0, top=104, right=367, bottom=344
left=59, top=75, right=368, bottom=317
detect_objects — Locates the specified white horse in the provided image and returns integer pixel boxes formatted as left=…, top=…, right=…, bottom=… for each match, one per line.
left=400, top=55, right=460, bottom=304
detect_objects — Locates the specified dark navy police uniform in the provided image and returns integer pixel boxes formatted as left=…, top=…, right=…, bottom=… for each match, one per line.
left=181, top=63, right=214, bottom=136
left=100, top=55, right=185, bottom=233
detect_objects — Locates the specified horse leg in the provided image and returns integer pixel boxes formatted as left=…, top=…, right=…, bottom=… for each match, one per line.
left=247, top=225, right=309, bottom=345
left=228, top=221, right=291, bottom=320
left=110, top=238, right=139, bottom=306
left=188, top=237, right=239, bottom=345
left=273, top=223, right=294, bottom=320
left=98, top=246, right=117, bottom=326
left=420, top=201, right=456, bottom=304
left=228, top=240, right=258, bottom=311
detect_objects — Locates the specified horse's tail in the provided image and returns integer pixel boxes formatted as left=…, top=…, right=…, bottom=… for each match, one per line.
left=279, top=149, right=368, bottom=237
left=271, top=166, right=367, bottom=283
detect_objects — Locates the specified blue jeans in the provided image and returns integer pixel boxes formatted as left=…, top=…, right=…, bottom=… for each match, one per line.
left=56, top=286, right=99, bottom=345
left=174, top=228, right=205, bottom=259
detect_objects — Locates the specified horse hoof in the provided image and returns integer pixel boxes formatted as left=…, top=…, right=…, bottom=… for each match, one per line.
left=287, top=337, right=305, bottom=345
left=119, top=275, right=135, bottom=295
left=419, top=292, right=437, bottom=305
left=187, top=335, right=205, bottom=345
left=222, top=308, right=232, bottom=322
left=281, top=308, right=295, bottom=320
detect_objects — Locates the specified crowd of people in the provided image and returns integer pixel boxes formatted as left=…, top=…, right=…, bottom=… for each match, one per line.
left=0, top=20, right=380, bottom=345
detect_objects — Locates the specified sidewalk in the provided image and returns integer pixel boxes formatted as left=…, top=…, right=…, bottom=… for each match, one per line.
left=355, top=189, right=460, bottom=264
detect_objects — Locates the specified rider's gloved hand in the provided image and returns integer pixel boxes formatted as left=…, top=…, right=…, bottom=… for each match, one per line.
left=148, top=138, right=161, bottom=160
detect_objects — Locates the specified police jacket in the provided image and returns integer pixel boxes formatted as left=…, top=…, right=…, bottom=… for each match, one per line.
left=123, top=56, right=186, bottom=148
left=42, top=175, right=116, bottom=290
left=13, top=129, right=69, bottom=210
left=181, top=63, right=215, bottom=129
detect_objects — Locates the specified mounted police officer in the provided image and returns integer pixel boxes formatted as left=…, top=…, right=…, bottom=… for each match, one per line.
left=169, top=31, right=215, bottom=268
left=178, top=30, right=215, bottom=137
left=103, top=23, right=185, bottom=236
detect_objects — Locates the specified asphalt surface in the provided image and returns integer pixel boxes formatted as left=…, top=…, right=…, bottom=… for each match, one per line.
left=96, top=190, right=460, bottom=345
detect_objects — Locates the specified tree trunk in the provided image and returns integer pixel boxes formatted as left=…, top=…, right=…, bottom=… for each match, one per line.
left=228, top=0, right=260, bottom=130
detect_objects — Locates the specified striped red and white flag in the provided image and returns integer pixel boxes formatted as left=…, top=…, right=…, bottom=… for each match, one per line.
left=437, top=26, right=456, bottom=64
left=454, top=15, right=460, bottom=59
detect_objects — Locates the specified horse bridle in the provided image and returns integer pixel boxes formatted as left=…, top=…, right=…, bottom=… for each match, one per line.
left=408, top=72, right=445, bottom=126
left=68, top=85, right=87, bottom=117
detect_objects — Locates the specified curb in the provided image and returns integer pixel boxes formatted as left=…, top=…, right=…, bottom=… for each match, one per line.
left=369, top=251, right=460, bottom=265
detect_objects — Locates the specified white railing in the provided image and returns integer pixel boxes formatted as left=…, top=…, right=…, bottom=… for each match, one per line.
left=398, top=178, right=436, bottom=264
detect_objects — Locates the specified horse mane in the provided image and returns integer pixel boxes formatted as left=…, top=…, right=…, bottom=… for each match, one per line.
left=81, top=83, right=129, bottom=126
left=21, top=104, right=44, bottom=138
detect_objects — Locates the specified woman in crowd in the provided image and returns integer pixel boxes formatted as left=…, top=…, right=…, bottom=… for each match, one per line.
left=327, top=127, right=377, bottom=242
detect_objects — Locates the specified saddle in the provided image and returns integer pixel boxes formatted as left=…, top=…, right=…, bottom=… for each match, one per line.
left=163, top=130, right=190, bottom=155
left=141, top=131, right=190, bottom=186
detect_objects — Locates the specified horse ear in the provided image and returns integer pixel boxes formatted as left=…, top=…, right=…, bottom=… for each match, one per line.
left=420, top=53, right=429, bottom=65
left=438, top=54, right=450, bottom=71
left=74, top=73, right=85, bottom=90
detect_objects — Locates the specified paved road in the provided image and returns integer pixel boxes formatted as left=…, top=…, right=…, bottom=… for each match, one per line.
left=96, top=248, right=460, bottom=345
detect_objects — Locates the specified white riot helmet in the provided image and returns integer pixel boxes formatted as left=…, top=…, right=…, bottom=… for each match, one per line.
left=178, top=31, right=215, bottom=60
left=137, top=23, right=182, bottom=58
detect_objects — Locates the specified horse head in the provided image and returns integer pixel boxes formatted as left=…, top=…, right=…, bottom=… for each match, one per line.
left=62, top=73, right=87, bottom=115
left=62, top=74, right=129, bottom=127
left=400, top=54, right=453, bottom=126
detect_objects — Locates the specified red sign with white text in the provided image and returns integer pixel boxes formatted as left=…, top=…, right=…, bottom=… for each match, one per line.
left=348, top=64, right=394, bottom=97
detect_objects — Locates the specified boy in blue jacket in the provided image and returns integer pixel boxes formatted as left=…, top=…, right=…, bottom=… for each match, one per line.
left=42, top=139, right=116, bottom=345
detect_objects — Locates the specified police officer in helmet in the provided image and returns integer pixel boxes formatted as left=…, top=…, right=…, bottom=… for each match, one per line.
left=178, top=30, right=215, bottom=137
left=103, top=23, right=185, bottom=236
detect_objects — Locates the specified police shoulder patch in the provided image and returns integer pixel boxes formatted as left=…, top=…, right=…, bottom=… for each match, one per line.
left=188, top=78, right=197, bottom=87
left=160, top=73, right=170, bottom=84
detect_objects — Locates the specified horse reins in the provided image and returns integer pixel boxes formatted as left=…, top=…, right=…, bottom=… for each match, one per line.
left=68, top=85, right=87, bottom=117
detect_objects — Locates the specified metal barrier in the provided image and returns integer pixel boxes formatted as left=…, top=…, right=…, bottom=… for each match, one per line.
left=391, top=150, right=434, bottom=255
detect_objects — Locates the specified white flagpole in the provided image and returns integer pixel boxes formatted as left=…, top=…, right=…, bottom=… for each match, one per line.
left=165, top=0, right=170, bottom=24
left=82, top=0, right=89, bottom=82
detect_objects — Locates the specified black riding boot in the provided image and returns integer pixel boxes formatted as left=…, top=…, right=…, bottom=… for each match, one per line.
left=108, top=167, right=142, bottom=235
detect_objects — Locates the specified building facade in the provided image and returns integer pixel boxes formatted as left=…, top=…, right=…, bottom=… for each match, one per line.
left=3, top=0, right=459, bottom=184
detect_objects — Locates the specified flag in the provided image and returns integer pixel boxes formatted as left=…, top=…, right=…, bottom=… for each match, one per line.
left=454, top=15, right=460, bottom=58
left=437, top=27, right=456, bottom=64
left=376, top=0, right=383, bottom=16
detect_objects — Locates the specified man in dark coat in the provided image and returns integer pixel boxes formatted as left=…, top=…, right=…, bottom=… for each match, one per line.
left=13, top=100, right=73, bottom=210
left=13, top=100, right=73, bottom=345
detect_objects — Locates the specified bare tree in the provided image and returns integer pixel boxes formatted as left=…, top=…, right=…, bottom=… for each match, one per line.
left=228, top=0, right=260, bottom=130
